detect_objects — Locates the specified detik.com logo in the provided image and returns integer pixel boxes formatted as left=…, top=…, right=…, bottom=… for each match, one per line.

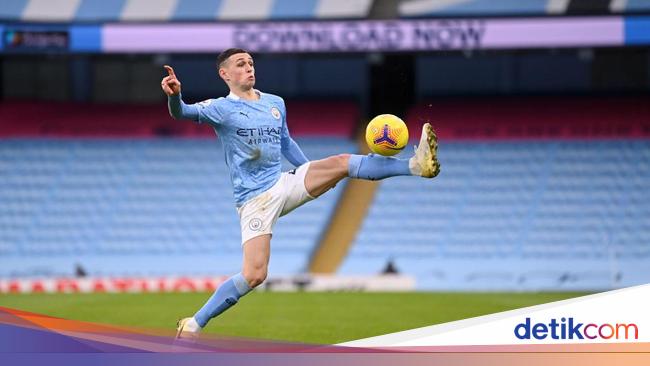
left=514, top=317, right=638, bottom=340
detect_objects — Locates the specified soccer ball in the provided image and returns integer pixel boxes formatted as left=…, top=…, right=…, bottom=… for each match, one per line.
left=365, top=114, right=409, bottom=156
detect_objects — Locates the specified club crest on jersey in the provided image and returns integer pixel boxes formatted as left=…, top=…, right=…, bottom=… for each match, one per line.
left=271, top=107, right=281, bottom=120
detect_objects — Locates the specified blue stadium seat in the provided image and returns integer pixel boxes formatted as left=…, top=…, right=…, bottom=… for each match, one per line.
left=4, top=139, right=650, bottom=290
left=0, top=138, right=356, bottom=277
left=339, top=140, right=650, bottom=290
left=3, top=0, right=374, bottom=22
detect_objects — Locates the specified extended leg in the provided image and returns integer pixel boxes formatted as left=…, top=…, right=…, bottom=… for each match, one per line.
left=304, top=123, right=440, bottom=197
left=176, top=235, right=270, bottom=339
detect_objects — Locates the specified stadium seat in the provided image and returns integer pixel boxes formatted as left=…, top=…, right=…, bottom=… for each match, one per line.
left=339, top=140, right=650, bottom=290
left=3, top=0, right=374, bottom=22
left=0, top=138, right=356, bottom=277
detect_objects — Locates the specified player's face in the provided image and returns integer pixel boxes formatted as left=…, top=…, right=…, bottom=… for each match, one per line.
left=221, top=53, right=255, bottom=89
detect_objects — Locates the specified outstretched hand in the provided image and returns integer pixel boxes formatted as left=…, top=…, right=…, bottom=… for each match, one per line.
left=161, top=65, right=181, bottom=96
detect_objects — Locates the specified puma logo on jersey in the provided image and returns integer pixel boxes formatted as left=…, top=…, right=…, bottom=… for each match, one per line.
left=239, top=111, right=249, bottom=118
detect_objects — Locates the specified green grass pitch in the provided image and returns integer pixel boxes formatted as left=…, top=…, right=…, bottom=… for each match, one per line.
left=0, top=291, right=587, bottom=344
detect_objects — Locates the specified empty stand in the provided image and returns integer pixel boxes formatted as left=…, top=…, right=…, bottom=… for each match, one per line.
left=404, top=97, right=650, bottom=140
left=0, top=98, right=359, bottom=277
left=2, top=0, right=374, bottom=22
left=3, top=97, right=650, bottom=291
left=399, top=0, right=650, bottom=17
left=400, top=0, right=551, bottom=17
left=0, top=100, right=358, bottom=138
left=0, top=138, right=357, bottom=277
left=339, top=140, right=650, bottom=290
left=4, top=0, right=647, bottom=22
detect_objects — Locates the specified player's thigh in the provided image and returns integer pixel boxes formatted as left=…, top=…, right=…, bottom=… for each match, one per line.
left=242, top=234, right=271, bottom=275
left=304, top=154, right=350, bottom=197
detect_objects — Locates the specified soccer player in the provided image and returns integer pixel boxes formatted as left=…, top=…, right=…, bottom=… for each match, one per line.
left=161, top=48, right=440, bottom=339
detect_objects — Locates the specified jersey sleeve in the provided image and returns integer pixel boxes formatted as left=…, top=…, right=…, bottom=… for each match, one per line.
left=196, top=98, right=224, bottom=126
left=280, top=99, right=289, bottom=140
left=167, top=94, right=199, bottom=121
left=168, top=95, right=224, bottom=126
left=279, top=98, right=309, bottom=166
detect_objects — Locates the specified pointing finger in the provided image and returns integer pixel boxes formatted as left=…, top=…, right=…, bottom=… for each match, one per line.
left=164, top=65, right=176, bottom=77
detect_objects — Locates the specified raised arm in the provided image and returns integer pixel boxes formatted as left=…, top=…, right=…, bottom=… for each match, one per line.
left=161, top=65, right=199, bottom=121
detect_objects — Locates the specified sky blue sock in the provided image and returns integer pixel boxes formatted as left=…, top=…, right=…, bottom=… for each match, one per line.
left=194, top=273, right=251, bottom=328
left=348, top=154, right=411, bottom=180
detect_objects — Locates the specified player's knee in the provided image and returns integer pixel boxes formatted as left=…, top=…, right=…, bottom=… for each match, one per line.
left=334, top=153, right=351, bottom=166
left=243, top=267, right=267, bottom=288
left=332, top=154, right=351, bottom=175
left=247, top=271, right=267, bottom=288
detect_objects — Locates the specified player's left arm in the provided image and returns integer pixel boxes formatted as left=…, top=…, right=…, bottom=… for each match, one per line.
left=280, top=101, right=309, bottom=167
left=282, top=135, right=309, bottom=167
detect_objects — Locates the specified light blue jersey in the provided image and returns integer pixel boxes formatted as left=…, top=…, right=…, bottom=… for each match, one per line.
left=168, top=90, right=308, bottom=206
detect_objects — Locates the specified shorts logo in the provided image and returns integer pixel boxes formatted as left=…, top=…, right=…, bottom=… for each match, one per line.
left=271, top=107, right=281, bottom=120
left=249, top=218, right=263, bottom=231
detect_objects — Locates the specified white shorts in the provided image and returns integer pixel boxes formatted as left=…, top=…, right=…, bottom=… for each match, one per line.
left=237, top=163, right=315, bottom=245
